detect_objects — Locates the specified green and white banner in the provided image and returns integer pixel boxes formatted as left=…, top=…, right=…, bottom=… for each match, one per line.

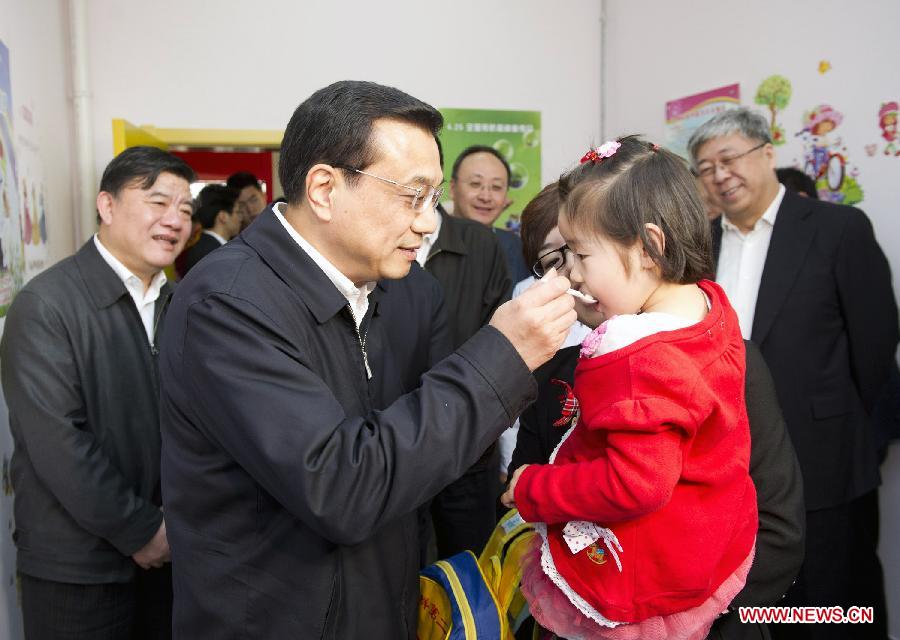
left=439, top=108, right=541, bottom=231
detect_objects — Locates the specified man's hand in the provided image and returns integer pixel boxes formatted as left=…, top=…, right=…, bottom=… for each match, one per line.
left=132, top=520, right=170, bottom=569
left=501, top=464, right=530, bottom=508
left=490, top=270, right=576, bottom=371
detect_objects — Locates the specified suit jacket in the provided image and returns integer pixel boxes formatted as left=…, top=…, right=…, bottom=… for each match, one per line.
left=711, top=189, right=899, bottom=510
left=182, top=231, right=223, bottom=274
left=511, top=341, right=805, bottom=639
left=159, top=209, right=537, bottom=639
left=425, top=211, right=511, bottom=350
left=0, top=240, right=169, bottom=583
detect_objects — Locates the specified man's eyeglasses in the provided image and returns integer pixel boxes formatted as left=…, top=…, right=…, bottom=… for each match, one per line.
left=532, top=244, right=571, bottom=278
left=339, top=167, right=443, bottom=212
left=692, top=142, right=767, bottom=180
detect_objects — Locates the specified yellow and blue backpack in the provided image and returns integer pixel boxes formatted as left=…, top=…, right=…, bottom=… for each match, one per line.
left=418, top=509, right=537, bottom=640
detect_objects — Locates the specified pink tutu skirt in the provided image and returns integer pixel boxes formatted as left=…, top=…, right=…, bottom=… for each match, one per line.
left=520, top=537, right=755, bottom=640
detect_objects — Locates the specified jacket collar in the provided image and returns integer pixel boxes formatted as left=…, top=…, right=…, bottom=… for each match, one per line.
left=74, top=239, right=174, bottom=309
left=710, top=189, right=816, bottom=344
left=750, top=189, right=815, bottom=343
left=432, top=211, right=469, bottom=256
left=240, top=207, right=385, bottom=325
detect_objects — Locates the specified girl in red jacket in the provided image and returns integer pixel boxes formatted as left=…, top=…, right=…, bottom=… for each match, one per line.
left=502, top=136, right=758, bottom=640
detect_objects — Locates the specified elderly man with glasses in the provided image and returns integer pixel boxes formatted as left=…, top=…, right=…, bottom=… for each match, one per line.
left=158, top=80, right=576, bottom=639
left=689, top=108, right=897, bottom=640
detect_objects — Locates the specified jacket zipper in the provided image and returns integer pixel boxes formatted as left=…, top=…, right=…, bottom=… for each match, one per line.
left=149, top=292, right=172, bottom=356
left=346, top=305, right=372, bottom=379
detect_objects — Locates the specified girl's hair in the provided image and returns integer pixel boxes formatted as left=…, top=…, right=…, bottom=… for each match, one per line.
left=558, top=135, right=713, bottom=284
left=519, top=182, right=559, bottom=267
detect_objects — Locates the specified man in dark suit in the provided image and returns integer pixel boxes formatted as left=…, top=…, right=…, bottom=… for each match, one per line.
left=1, top=146, right=195, bottom=639
left=159, top=80, right=576, bottom=638
left=689, top=108, right=898, bottom=639
left=449, top=145, right=531, bottom=285
left=182, top=184, right=241, bottom=274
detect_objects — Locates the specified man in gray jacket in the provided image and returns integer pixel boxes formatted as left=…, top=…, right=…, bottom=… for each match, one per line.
left=1, top=146, right=194, bottom=639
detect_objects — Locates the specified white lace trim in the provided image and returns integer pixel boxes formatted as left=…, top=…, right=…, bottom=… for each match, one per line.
left=548, top=411, right=579, bottom=464
left=534, top=522, right=624, bottom=628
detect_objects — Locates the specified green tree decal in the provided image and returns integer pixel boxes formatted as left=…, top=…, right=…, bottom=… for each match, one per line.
left=755, top=75, right=792, bottom=146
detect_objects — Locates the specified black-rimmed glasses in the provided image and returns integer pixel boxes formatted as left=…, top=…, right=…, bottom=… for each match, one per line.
left=532, top=245, right=571, bottom=278
left=692, top=142, right=767, bottom=180
left=339, top=167, right=443, bottom=212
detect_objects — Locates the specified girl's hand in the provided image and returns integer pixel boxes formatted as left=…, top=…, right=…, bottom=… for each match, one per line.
left=500, top=464, right=530, bottom=508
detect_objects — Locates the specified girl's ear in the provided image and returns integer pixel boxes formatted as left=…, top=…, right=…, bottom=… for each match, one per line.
left=641, top=222, right=665, bottom=269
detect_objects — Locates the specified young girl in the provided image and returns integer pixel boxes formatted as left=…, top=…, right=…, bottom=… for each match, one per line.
left=502, top=136, right=758, bottom=640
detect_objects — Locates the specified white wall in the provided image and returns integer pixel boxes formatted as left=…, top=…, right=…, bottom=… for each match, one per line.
left=0, top=0, right=77, bottom=637
left=85, top=0, right=603, bottom=189
left=603, top=1, right=900, bottom=636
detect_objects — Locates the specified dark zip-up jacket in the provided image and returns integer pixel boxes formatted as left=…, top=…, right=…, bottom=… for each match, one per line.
left=0, top=240, right=169, bottom=583
left=159, top=209, right=537, bottom=639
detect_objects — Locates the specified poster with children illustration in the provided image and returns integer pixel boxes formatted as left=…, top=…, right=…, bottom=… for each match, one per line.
left=796, top=103, right=864, bottom=205
left=0, top=40, right=23, bottom=317
left=15, top=128, right=50, bottom=281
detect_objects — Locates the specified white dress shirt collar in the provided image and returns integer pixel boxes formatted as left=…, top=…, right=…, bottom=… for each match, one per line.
left=272, top=202, right=375, bottom=327
left=203, top=229, right=227, bottom=245
left=93, top=234, right=166, bottom=343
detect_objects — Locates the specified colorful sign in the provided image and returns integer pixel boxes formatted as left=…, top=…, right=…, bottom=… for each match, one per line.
left=0, top=40, right=23, bottom=317
left=438, top=108, right=541, bottom=231
left=665, top=84, right=740, bottom=159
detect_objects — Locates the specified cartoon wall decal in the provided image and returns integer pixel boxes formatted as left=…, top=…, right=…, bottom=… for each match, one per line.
left=797, top=104, right=864, bottom=205
left=818, top=60, right=832, bottom=75
left=754, top=75, right=792, bottom=145
left=878, top=101, right=899, bottom=156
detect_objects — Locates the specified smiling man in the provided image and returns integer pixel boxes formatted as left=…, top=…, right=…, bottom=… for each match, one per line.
left=1, top=146, right=194, bottom=639
left=690, top=108, right=898, bottom=640
left=159, top=81, right=575, bottom=639
left=450, top=145, right=531, bottom=284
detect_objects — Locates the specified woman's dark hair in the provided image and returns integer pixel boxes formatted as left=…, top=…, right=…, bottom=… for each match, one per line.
left=99, top=146, right=195, bottom=197
left=195, top=184, right=239, bottom=229
left=279, top=80, right=443, bottom=205
left=558, top=135, right=713, bottom=283
left=519, top=182, right=559, bottom=267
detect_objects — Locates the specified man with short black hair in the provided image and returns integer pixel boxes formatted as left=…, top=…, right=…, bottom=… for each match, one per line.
left=450, top=145, right=531, bottom=284
left=182, top=184, right=241, bottom=274
left=160, top=80, right=575, bottom=638
left=226, top=170, right=267, bottom=227
left=1, top=145, right=194, bottom=639
left=690, top=108, right=898, bottom=640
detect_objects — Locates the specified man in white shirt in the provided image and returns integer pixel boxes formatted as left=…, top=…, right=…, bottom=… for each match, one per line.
left=183, top=184, right=242, bottom=274
left=1, top=146, right=195, bottom=639
left=689, top=108, right=898, bottom=640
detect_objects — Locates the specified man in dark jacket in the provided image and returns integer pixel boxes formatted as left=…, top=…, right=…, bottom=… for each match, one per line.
left=449, top=145, right=531, bottom=285
left=159, top=80, right=576, bottom=639
left=0, top=146, right=195, bottom=638
left=691, top=108, right=898, bottom=639
left=420, top=201, right=512, bottom=558
left=182, top=184, right=241, bottom=274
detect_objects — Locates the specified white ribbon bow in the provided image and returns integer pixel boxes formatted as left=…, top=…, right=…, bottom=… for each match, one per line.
left=562, top=521, right=624, bottom=572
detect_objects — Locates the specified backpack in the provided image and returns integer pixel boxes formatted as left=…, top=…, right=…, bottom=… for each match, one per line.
left=417, top=509, right=537, bottom=640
